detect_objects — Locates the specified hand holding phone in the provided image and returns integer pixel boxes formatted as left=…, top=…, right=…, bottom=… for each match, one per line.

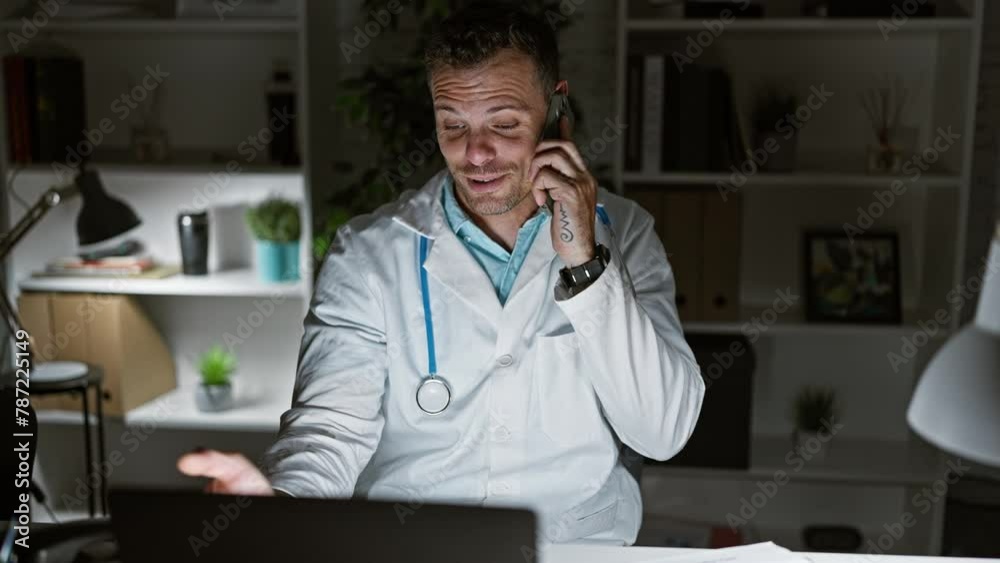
left=538, top=93, right=575, bottom=213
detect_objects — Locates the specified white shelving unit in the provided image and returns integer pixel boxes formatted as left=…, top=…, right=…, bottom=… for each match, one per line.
left=0, top=3, right=314, bottom=435
left=18, top=267, right=304, bottom=298
left=615, top=0, right=984, bottom=555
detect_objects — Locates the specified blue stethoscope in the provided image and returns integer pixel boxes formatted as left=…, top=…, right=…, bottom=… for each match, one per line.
left=414, top=204, right=635, bottom=415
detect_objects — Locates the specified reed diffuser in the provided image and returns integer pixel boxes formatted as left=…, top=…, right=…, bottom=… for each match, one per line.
left=859, top=73, right=915, bottom=174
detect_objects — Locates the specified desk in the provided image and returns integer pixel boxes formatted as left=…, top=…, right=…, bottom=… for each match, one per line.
left=544, top=544, right=1000, bottom=563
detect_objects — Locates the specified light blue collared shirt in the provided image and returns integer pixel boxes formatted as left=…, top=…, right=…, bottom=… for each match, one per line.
left=441, top=176, right=550, bottom=305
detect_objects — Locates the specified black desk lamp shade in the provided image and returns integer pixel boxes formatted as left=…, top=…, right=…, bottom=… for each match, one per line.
left=74, top=169, right=142, bottom=246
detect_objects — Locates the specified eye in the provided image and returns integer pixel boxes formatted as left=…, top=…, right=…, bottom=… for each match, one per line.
left=494, top=123, right=519, bottom=131
left=443, top=124, right=465, bottom=131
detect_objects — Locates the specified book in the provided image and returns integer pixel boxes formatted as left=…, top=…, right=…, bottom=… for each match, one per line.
left=3, top=55, right=85, bottom=164
left=624, top=55, right=645, bottom=171
left=641, top=55, right=665, bottom=174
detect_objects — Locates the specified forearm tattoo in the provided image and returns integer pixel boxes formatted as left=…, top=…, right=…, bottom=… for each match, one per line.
left=559, top=203, right=574, bottom=242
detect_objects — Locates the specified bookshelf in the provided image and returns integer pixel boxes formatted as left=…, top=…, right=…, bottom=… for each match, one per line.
left=615, top=0, right=984, bottom=555
left=0, top=2, right=313, bottom=438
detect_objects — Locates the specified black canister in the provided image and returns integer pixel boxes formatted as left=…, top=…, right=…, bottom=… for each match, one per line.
left=177, top=210, right=209, bottom=275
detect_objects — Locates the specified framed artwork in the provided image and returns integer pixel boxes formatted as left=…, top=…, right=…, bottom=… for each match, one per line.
left=803, top=231, right=902, bottom=324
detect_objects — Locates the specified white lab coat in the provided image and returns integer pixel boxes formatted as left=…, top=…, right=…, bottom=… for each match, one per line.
left=263, top=169, right=705, bottom=545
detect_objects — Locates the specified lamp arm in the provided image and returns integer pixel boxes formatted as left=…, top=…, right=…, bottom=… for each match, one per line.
left=0, top=183, right=79, bottom=360
left=0, top=184, right=78, bottom=261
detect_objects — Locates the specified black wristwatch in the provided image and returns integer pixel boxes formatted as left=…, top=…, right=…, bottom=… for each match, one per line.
left=559, top=244, right=611, bottom=292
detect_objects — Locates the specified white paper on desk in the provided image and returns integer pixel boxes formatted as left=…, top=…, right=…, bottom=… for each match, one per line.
left=647, top=542, right=811, bottom=563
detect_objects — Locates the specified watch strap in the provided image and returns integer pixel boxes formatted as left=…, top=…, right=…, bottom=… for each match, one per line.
left=560, top=244, right=611, bottom=289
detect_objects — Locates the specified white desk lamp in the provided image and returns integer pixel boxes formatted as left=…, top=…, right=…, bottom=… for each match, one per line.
left=907, top=221, right=1000, bottom=467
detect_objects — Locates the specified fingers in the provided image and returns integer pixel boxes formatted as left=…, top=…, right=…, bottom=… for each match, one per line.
left=179, top=449, right=274, bottom=496
left=529, top=150, right=579, bottom=185
left=531, top=141, right=587, bottom=180
left=532, top=167, right=577, bottom=208
left=177, top=449, right=248, bottom=482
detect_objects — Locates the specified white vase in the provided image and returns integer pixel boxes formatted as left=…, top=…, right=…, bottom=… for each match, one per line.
left=195, top=382, right=234, bottom=412
left=792, top=428, right=831, bottom=463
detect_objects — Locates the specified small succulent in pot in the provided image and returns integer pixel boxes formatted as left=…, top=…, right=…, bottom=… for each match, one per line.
left=195, top=345, right=237, bottom=412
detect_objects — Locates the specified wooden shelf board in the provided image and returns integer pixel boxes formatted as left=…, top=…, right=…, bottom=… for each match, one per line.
left=11, top=149, right=303, bottom=178
left=644, top=435, right=946, bottom=486
left=623, top=171, right=961, bottom=189
left=124, top=383, right=288, bottom=432
left=627, top=17, right=975, bottom=33
left=0, top=18, right=300, bottom=34
left=682, top=307, right=952, bottom=338
left=19, top=268, right=304, bottom=298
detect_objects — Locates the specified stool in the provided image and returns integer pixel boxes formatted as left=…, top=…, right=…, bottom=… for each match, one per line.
left=30, top=362, right=108, bottom=518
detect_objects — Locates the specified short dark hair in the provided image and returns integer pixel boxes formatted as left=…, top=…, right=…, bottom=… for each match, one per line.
left=423, top=2, right=560, bottom=96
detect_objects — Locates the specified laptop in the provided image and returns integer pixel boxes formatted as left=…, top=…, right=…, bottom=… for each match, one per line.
left=110, top=488, right=536, bottom=563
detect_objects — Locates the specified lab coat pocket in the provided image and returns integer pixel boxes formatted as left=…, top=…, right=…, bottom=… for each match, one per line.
left=562, top=497, right=620, bottom=541
left=533, top=332, right=603, bottom=446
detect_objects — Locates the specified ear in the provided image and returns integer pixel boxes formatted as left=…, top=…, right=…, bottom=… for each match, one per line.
left=554, top=79, right=569, bottom=96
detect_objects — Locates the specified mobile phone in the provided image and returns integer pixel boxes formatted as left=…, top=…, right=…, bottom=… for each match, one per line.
left=539, top=93, right=575, bottom=213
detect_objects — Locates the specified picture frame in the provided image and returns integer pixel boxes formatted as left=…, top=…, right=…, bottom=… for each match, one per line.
left=803, top=230, right=902, bottom=324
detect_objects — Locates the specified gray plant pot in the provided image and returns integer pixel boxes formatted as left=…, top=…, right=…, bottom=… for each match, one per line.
left=195, top=382, right=234, bottom=412
left=793, top=428, right=831, bottom=463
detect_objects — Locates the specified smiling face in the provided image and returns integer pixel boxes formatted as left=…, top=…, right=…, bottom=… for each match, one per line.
left=430, top=49, right=550, bottom=217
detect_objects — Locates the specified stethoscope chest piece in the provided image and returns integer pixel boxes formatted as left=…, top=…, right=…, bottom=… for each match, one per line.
left=416, top=375, right=451, bottom=415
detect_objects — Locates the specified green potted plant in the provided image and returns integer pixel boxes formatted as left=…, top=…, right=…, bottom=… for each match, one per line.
left=791, top=385, right=839, bottom=462
left=246, top=197, right=301, bottom=282
left=752, top=84, right=799, bottom=172
left=195, top=345, right=237, bottom=412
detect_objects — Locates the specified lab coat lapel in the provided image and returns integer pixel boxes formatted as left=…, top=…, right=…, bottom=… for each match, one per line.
left=422, top=228, right=503, bottom=326
left=392, top=170, right=503, bottom=326
left=506, top=216, right=557, bottom=305
left=506, top=212, right=613, bottom=306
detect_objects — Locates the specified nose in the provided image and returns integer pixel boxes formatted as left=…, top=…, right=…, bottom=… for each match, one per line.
left=464, top=129, right=496, bottom=168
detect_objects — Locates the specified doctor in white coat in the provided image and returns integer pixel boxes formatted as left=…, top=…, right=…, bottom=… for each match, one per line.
left=178, top=4, right=704, bottom=546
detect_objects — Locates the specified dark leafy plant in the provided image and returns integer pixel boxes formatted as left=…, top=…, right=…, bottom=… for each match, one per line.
left=199, top=345, right=237, bottom=387
left=792, top=385, right=838, bottom=433
left=246, top=197, right=301, bottom=243
left=315, top=0, right=578, bottom=262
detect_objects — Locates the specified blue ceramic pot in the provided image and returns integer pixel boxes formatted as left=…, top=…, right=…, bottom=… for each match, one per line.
left=256, top=240, right=286, bottom=282
left=282, top=240, right=300, bottom=281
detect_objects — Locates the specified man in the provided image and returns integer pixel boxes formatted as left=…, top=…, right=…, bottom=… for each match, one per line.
left=178, top=4, right=704, bottom=545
